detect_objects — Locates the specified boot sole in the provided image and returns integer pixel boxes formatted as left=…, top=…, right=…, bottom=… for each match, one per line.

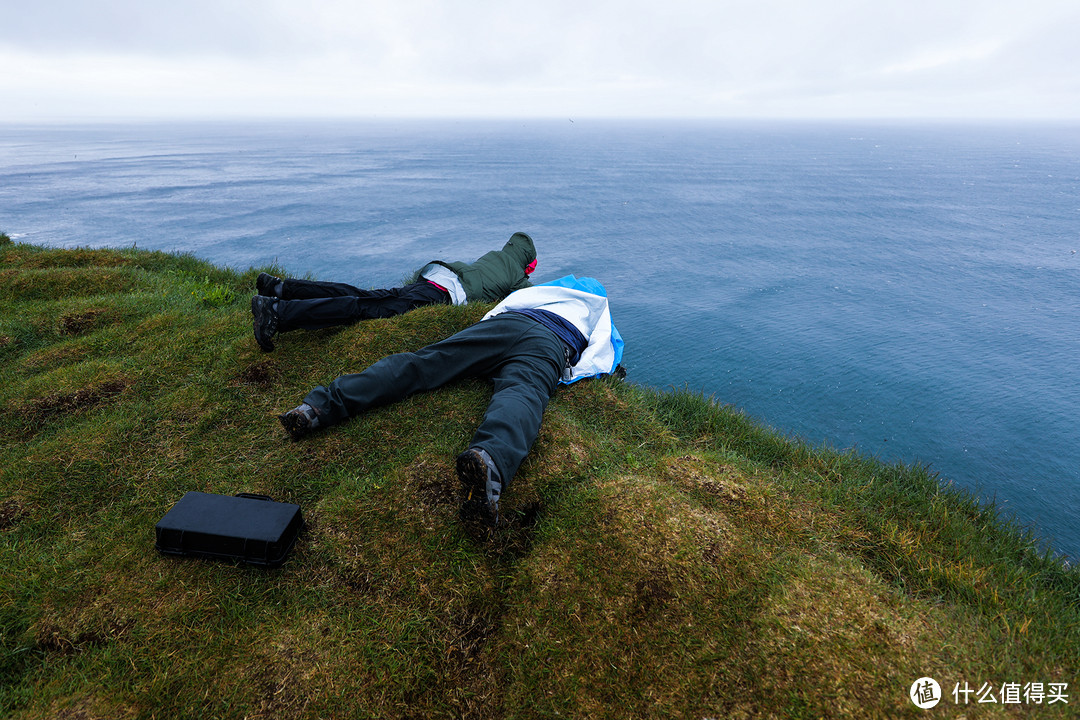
left=278, top=411, right=309, bottom=441
left=251, top=297, right=276, bottom=352
left=457, top=450, right=498, bottom=527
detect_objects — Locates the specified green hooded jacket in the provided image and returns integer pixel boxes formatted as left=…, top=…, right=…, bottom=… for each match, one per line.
left=426, top=232, right=537, bottom=302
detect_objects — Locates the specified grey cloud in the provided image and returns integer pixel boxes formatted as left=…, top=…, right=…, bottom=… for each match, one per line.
left=0, top=0, right=286, bottom=56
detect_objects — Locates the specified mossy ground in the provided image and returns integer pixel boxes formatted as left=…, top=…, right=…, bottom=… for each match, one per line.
left=1, top=241, right=1077, bottom=719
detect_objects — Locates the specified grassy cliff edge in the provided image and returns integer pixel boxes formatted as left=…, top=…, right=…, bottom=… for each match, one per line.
left=1, top=240, right=1077, bottom=719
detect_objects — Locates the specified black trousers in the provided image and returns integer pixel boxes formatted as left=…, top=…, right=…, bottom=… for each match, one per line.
left=276, top=279, right=449, bottom=332
left=303, top=314, right=565, bottom=484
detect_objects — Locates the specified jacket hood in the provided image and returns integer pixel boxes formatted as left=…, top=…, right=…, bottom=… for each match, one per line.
left=502, top=232, right=537, bottom=270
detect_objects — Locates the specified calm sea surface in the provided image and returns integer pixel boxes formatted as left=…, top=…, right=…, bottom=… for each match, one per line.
left=2, top=119, right=1078, bottom=558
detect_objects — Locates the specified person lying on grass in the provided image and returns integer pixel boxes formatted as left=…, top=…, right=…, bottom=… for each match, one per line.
left=252, top=231, right=538, bottom=351
left=278, top=275, right=623, bottom=528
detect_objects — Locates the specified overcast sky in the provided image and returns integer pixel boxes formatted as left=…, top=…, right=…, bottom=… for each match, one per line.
left=2, top=0, right=1078, bottom=121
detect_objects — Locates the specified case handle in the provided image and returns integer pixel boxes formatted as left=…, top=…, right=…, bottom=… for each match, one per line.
left=235, top=493, right=274, bottom=502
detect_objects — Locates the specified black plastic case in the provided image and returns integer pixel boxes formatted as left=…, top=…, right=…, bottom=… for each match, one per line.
left=155, top=492, right=303, bottom=567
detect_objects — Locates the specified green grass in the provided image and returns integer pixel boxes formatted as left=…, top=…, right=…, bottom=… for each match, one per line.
left=1, top=241, right=1077, bottom=719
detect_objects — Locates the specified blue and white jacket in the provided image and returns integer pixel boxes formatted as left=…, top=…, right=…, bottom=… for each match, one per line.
left=483, top=275, right=624, bottom=384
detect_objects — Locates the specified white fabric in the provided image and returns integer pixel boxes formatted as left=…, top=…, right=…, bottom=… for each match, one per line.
left=483, top=284, right=617, bottom=383
left=419, top=263, right=467, bottom=305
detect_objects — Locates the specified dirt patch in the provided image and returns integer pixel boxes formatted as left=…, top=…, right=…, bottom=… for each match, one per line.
left=16, top=379, right=129, bottom=434
left=411, top=463, right=458, bottom=507
left=631, top=569, right=676, bottom=620
left=703, top=539, right=726, bottom=566
left=417, top=478, right=456, bottom=506
left=0, top=498, right=26, bottom=530
left=339, top=567, right=377, bottom=595
left=26, top=379, right=127, bottom=419
left=234, top=359, right=278, bottom=390
left=58, top=308, right=117, bottom=336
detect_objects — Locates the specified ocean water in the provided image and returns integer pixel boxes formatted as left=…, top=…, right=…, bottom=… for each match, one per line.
left=2, top=119, right=1078, bottom=559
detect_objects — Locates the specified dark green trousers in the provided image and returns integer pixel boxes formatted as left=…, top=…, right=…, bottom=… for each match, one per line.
left=303, top=313, right=565, bottom=484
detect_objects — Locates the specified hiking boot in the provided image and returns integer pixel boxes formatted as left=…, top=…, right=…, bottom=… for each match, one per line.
left=278, top=403, right=320, bottom=441
left=251, top=295, right=279, bottom=352
left=457, top=447, right=503, bottom=527
left=256, top=272, right=282, bottom=297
